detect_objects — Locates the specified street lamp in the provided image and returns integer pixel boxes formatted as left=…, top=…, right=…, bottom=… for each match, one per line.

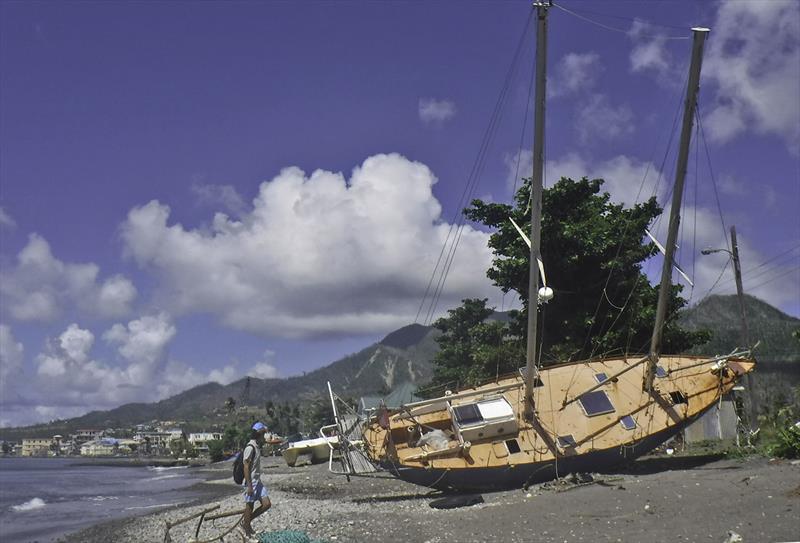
left=701, top=225, right=756, bottom=434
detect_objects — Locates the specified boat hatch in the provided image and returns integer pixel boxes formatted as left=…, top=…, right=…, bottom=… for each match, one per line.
left=557, top=435, right=577, bottom=448
left=578, top=390, right=615, bottom=417
left=669, top=391, right=688, bottom=405
left=505, top=439, right=521, bottom=454
left=619, top=415, right=636, bottom=430
left=594, top=372, right=608, bottom=384
left=453, top=404, right=482, bottom=425
left=655, top=365, right=668, bottom=378
left=451, top=397, right=518, bottom=442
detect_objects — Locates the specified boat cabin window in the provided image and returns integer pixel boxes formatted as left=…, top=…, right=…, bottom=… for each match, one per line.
left=594, top=372, right=608, bottom=384
left=578, top=390, right=615, bottom=417
left=505, top=439, right=521, bottom=454
left=453, top=404, right=483, bottom=426
left=557, top=435, right=577, bottom=448
left=669, top=391, right=688, bottom=405
left=655, top=365, right=668, bottom=378
left=619, top=415, right=636, bottom=430
left=451, top=397, right=518, bottom=442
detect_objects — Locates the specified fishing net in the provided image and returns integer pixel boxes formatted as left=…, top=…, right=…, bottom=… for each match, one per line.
left=256, top=530, right=326, bottom=543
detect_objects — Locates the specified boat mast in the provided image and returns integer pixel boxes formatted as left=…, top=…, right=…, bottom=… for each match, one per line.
left=644, top=27, right=710, bottom=391
left=524, top=1, right=550, bottom=417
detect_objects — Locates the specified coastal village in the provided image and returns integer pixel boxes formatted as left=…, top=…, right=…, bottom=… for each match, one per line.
left=5, top=424, right=229, bottom=459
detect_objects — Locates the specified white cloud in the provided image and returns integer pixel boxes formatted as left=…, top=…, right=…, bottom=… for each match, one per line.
left=0, top=315, right=253, bottom=426
left=0, top=324, right=24, bottom=399
left=551, top=52, right=602, bottom=97
left=628, top=20, right=674, bottom=77
left=575, top=94, right=635, bottom=144
left=0, top=207, right=16, bottom=229
left=248, top=350, right=279, bottom=379
left=418, top=98, right=457, bottom=124
left=121, top=153, right=497, bottom=339
left=703, top=1, right=800, bottom=152
left=545, top=153, right=661, bottom=208
left=191, top=183, right=247, bottom=216
left=0, top=234, right=137, bottom=322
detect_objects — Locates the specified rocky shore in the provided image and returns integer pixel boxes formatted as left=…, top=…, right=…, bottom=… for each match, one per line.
left=60, top=454, right=798, bottom=543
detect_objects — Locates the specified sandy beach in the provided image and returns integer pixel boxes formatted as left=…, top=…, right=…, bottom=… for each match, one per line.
left=56, top=453, right=798, bottom=543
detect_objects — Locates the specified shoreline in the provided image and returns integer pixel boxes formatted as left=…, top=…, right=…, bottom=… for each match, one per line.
left=55, top=453, right=799, bottom=543
left=56, top=475, right=239, bottom=543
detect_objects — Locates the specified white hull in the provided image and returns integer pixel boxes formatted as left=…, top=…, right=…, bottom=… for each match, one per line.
left=282, top=436, right=339, bottom=467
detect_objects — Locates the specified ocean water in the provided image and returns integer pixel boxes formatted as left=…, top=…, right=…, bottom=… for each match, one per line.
left=0, top=457, right=214, bottom=542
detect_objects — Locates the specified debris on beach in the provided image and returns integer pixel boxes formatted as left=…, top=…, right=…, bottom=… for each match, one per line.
left=255, top=530, right=326, bottom=543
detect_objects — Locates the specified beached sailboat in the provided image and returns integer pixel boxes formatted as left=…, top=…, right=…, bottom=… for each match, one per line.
left=328, top=2, right=756, bottom=491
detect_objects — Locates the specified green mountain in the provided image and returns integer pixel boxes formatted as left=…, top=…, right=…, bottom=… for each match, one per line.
left=679, top=294, right=800, bottom=363
left=0, top=324, right=441, bottom=440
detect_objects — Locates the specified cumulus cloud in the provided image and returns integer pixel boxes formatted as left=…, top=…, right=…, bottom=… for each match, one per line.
left=703, top=1, right=800, bottom=152
left=0, top=313, right=271, bottom=426
left=0, top=324, right=24, bottom=400
left=121, top=153, right=497, bottom=338
left=544, top=153, right=661, bottom=208
left=575, top=94, right=635, bottom=144
left=418, top=98, right=457, bottom=124
left=191, top=183, right=247, bottom=216
left=248, top=350, right=279, bottom=379
left=0, top=207, right=16, bottom=229
left=0, top=234, right=137, bottom=321
left=551, top=52, right=602, bottom=97
left=628, top=20, right=674, bottom=76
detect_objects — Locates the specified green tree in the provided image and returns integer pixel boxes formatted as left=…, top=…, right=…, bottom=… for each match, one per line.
left=432, top=177, right=708, bottom=385
left=429, top=299, right=524, bottom=391
left=207, top=439, right=225, bottom=462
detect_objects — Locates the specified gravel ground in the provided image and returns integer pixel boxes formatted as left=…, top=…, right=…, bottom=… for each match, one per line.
left=60, top=454, right=799, bottom=543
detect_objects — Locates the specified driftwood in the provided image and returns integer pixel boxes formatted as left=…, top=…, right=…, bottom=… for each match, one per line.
left=163, top=503, right=249, bottom=543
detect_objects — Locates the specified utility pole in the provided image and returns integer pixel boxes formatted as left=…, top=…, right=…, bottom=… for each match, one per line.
left=730, top=226, right=749, bottom=346
left=730, top=226, right=757, bottom=431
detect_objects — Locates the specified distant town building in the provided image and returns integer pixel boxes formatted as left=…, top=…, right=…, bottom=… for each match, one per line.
left=188, top=432, right=222, bottom=453
left=21, top=438, right=54, bottom=457
left=73, top=429, right=103, bottom=444
left=133, top=431, right=172, bottom=455
left=80, top=438, right=118, bottom=457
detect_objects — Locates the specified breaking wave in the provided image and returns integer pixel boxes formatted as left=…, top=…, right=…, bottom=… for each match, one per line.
left=11, top=497, right=46, bottom=512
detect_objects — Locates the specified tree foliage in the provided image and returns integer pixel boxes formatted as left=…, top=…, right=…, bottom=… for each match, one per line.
left=429, top=177, right=709, bottom=389
left=430, top=299, right=524, bottom=391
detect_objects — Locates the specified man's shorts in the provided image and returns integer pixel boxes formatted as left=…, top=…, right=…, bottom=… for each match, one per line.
left=243, top=480, right=269, bottom=503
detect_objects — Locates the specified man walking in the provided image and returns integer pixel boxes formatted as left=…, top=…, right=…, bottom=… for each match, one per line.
left=241, top=421, right=271, bottom=539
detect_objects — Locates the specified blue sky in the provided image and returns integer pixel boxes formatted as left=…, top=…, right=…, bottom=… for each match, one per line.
left=1, top=1, right=798, bottom=427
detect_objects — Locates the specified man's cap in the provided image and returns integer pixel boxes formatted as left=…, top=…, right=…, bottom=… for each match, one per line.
left=252, top=421, right=267, bottom=432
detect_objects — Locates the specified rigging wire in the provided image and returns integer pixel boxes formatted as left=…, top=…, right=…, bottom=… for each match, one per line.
left=695, top=105, right=730, bottom=250
left=512, top=55, right=537, bottom=198
left=416, top=8, right=535, bottom=325
left=552, top=2, right=691, bottom=39
left=574, top=58, right=688, bottom=373
left=553, top=1, right=693, bottom=32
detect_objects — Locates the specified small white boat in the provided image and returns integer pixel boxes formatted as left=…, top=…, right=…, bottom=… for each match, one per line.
left=281, top=435, right=339, bottom=467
